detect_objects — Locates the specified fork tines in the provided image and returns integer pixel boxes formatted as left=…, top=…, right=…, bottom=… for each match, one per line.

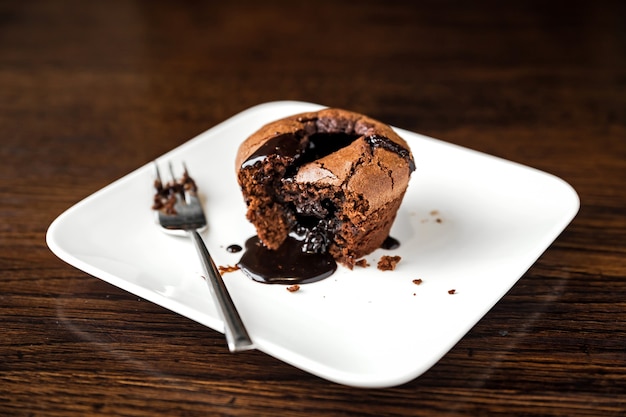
left=152, top=162, right=198, bottom=214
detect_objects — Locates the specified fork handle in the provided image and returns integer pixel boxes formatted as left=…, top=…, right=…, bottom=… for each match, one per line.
left=188, top=230, right=255, bottom=352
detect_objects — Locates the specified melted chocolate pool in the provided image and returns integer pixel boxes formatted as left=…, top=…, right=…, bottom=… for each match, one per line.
left=237, top=234, right=401, bottom=285
left=237, top=236, right=337, bottom=285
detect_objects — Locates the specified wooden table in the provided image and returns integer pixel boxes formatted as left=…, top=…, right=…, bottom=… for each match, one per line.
left=2, top=1, right=625, bottom=415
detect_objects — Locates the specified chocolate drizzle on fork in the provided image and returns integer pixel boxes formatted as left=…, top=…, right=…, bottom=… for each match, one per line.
left=152, top=163, right=198, bottom=215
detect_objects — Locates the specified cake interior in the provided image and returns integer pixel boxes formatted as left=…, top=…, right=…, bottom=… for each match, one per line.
left=283, top=132, right=361, bottom=251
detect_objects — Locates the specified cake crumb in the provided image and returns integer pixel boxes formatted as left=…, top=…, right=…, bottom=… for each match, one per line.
left=355, top=258, right=370, bottom=268
left=448, top=289, right=456, bottom=295
left=428, top=210, right=443, bottom=224
left=286, top=284, right=300, bottom=292
left=377, top=255, right=401, bottom=271
left=218, top=265, right=240, bottom=274
left=412, top=278, right=423, bottom=285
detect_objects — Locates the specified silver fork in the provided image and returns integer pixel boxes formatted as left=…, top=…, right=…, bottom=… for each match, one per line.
left=153, top=161, right=254, bottom=352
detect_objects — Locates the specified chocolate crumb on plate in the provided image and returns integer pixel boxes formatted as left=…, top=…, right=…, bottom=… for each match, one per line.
left=448, top=289, right=456, bottom=294
left=412, top=278, right=423, bottom=285
left=377, top=255, right=401, bottom=271
left=218, top=265, right=240, bottom=274
left=355, top=258, right=370, bottom=268
left=286, top=284, right=300, bottom=292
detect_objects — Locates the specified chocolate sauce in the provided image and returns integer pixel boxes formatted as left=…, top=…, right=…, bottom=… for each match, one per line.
left=298, top=132, right=360, bottom=166
left=380, top=236, right=400, bottom=250
left=365, top=135, right=416, bottom=172
left=237, top=236, right=337, bottom=285
left=242, top=131, right=415, bottom=175
left=226, top=244, right=242, bottom=253
left=240, top=132, right=303, bottom=169
left=241, top=131, right=361, bottom=173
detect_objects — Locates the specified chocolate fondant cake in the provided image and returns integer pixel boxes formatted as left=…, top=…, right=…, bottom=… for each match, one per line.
left=236, top=108, right=415, bottom=270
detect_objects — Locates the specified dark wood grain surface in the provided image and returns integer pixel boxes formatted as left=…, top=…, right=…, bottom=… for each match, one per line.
left=2, top=1, right=625, bottom=415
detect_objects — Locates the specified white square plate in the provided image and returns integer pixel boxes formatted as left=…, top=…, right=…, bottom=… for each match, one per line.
left=47, top=101, right=579, bottom=388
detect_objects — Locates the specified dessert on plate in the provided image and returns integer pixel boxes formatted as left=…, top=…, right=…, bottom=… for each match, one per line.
left=235, top=108, right=415, bottom=282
